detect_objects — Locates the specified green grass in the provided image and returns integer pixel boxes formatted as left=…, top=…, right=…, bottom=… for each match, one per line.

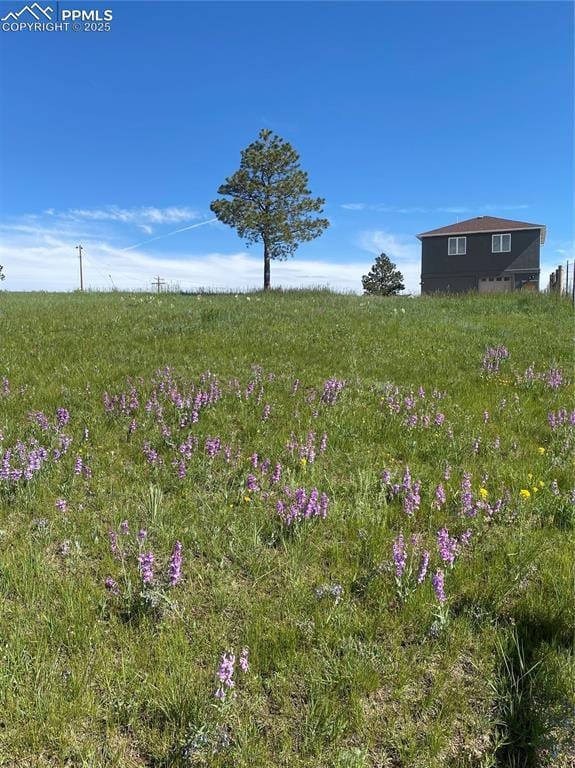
left=0, top=290, right=573, bottom=767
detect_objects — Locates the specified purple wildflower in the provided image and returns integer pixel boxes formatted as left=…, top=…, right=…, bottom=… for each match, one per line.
left=55, top=498, right=67, bottom=512
left=217, top=651, right=236, bottom=695
left=482, top=345, right=509, bottom=374
left=392, top=533, right=407, bottom=579
left=434, top=483, right=446, bottom=508
left=119, top=520, right=129, bottom=534
left=105, top=576, right=120, bottom=596
left=437, top=527, right=458, bottom=566
left=108, top=529, right=119, bottom=557
left=432, top=570, right=446, bottom=603
left=271, top=462, right=282, bottom=484
left=403, top=480, right=421, bottom=516
left=137, top=529, right=147, bottom=544
left=461, top=473, right=474, bottom=516
left=321, top=378, right=346, bottom=406
left=246, top=474, right=259, bottom=493
left=138, top=551, right=154, bottom=584
left=545, top=368, right=563, bottom=390
left=205, top=437, right=221, bottom=458
left=402, top=466, right=412, bottom=491
left=56, top=407, right=70, bottom=427
left=168, top=541, right=183, bottom=586
left=417, top=551, right=430, bottom=584
left=239, top=647, right=249, bottom=673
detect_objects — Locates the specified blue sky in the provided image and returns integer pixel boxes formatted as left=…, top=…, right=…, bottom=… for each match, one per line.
left=0, top=1, right=573, bottom=292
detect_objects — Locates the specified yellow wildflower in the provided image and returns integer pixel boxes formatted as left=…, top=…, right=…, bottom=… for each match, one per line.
left=300, top=457, right=307, bottom=466
left=532, top=486, right=539, bottom=493
left=539, top=481, right=545, bottom=488
left=538, top=446, right=546, bottom=455
left=519, top=489, right=531, bottom=500
left=244, top=495, right=251, bottom=503
left=479, top=488, right=488, bottom=500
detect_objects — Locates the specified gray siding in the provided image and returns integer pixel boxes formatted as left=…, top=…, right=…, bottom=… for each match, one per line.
left=420, top=229, right=541, bottom=294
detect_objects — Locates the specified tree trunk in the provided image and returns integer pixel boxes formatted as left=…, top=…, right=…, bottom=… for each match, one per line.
left=263, top=241, right=271, bottom=290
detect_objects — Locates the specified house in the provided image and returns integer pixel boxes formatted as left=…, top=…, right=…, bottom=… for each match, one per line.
left=417, top=216, right=545, bottom=294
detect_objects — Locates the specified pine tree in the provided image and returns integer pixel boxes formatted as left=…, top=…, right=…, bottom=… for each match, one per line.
left=211, top=129, right=329, bottom=290
left=361, top=253, right=404, bottom=296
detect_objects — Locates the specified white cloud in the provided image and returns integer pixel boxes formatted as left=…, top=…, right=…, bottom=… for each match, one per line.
left=341, top=203, right=530, bottom=216
left=481, top=204, right=530, bottom=213
left=357, top=229, right=421, bottom=292
left=0, top=222, right=372, bottom=293
left=45, top=205, right=202, bottom=231
left=341, top=203, right=428, bottom=214
left=554, top=243, right=575, bottom=259
left=358, top=229, right=419, bottom=261
left=437, top=206, right=469, bottom=214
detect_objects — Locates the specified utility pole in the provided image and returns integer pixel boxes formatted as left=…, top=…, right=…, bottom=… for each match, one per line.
left=152, top=275, right=165, bottom=294
left=76, top=244, right=84, bottom=291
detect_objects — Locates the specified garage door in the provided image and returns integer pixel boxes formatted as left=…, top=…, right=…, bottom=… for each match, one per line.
left=479, top=277, right=512, bottom=294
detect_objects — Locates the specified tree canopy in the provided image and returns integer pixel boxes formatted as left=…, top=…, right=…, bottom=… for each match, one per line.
left=210, top=129, right=329, bottom=289
left=362, top=253, right=405, bottom=296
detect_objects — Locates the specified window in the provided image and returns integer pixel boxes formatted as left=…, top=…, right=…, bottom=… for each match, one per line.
left=448, top=236, right=466, bottom=255
left=492, top=233, right=511, bottom=253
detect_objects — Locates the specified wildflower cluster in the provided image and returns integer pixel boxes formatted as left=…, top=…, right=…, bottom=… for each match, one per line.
left=276, top=486, right=329, bottom=526
left=382, top=465, right=422, bottom=516
left=390, top=522, right=473, bottom=605
left=380, top=383, right=448, bottom=430
left=518, top=364, right=566, bottom=390
left=320, top=378, right=346, bottom=406
left=215, top=647, right=249, bottom=701
left=286, top=430, right=328, bottom=465
left=104, top=521, right=183, bottom=613
left=0, top=407, right=76, bottom=489
left=481, top=345, right=509, bottom=375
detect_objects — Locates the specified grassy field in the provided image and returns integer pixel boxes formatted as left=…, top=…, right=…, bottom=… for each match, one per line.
left=0, top=290, right=573, bottom=767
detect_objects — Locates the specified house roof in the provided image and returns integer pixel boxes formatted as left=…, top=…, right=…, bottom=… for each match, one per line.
left=417, top=216, right=546, bottom=244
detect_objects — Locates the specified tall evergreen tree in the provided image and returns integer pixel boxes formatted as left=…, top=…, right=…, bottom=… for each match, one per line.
left=211, top=129, right=329, bottom=290
left=362, top=253, right=404, bottom=296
